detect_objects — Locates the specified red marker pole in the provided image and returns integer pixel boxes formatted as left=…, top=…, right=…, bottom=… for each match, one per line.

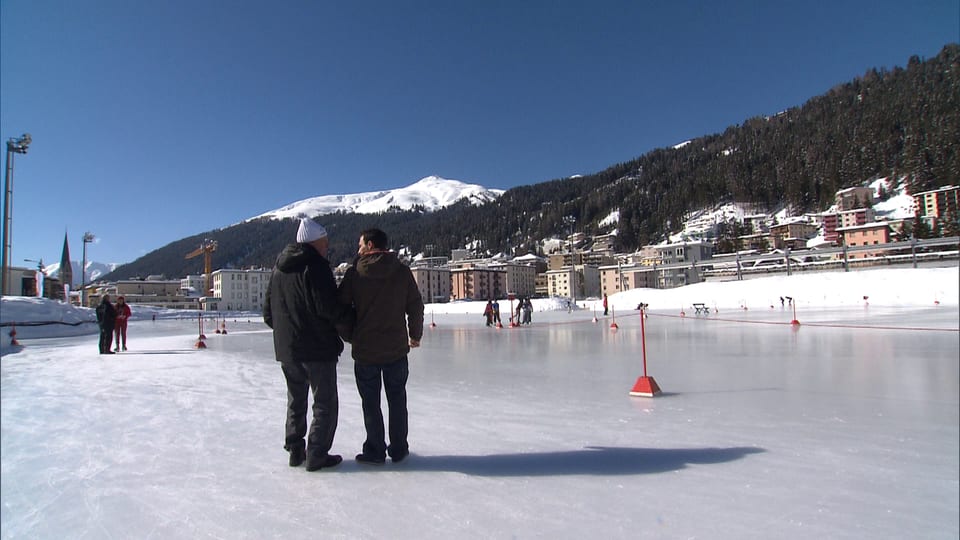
left=641, top=309, right=648, bottom=375
left=630, top=306, right=661, bottom=397
left=195, top=313, right=207, bottom=349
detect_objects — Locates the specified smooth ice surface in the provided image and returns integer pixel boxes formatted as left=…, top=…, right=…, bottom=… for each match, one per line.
left=2, top=269, right=958, bottom=539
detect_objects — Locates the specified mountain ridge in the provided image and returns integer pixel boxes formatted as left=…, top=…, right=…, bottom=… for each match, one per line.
left=101, top=44, right=960, bottom=282
left=249, top=175, right=504, bottom=221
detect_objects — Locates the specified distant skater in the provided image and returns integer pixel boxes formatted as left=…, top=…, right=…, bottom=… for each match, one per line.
left=603, top=294, right=609, bottom=316
left=483, top=300, right=494, bottom=326
left=114, top=295, right=131, bottom=351
left=96, top=295, right=116, bottom=355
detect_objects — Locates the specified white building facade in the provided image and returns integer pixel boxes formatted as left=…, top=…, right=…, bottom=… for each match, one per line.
left=212, top=268, right=272, bottom=311
left=488, top=262, right=537, bottom=298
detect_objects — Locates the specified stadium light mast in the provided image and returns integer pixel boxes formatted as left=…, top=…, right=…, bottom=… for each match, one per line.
left=2, top=133, right=31, bottom=296
left=23, top=258, right=44, bottom=297
left=81, top=232, right=95, bottom=306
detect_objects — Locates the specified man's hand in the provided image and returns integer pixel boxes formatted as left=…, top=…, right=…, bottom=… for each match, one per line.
left=409, top=338, right=420, bottom=348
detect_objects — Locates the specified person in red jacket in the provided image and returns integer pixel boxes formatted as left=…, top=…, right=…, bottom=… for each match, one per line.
left=113, top=295, right=131, bottom=351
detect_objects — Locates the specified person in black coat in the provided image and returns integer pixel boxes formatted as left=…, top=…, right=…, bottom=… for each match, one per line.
left=95, top=294, right=117, bottom=354
left=263, top=218, right=349, bottom=472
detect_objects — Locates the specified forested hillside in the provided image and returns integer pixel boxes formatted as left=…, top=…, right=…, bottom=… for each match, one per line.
left=105, top=44, right=959, bottom=281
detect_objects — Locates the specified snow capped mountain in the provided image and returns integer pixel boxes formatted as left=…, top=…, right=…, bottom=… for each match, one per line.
left=43, top=261, right=119, bottom=287
left=250, top=176, right=505, bottom=221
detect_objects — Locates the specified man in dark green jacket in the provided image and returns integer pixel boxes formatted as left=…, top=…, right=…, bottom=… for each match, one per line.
left=338, top=228, right=424, bottom=465
left=264, top=218, right=346, bottom=471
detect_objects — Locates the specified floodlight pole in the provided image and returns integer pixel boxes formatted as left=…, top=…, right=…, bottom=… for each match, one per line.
left=81, top=232, right=95, bottom=306
left=24, top=258, right=44, bottom=297
left=2, top=133, right=31, bottom=296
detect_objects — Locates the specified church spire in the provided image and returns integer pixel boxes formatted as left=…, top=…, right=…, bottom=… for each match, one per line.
left=60, top=231, right=73, bottom=288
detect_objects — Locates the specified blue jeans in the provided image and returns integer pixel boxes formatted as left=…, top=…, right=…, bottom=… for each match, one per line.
left=354, top=357, right=409, bottom=459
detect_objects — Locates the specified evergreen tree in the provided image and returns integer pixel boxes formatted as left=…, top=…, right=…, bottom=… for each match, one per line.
left=941, top=210, right=960, bottom=238
left=912, top=215, right=933, bottom=239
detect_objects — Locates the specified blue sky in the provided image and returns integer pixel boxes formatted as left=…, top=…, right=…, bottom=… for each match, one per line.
left=1, top=0, right=957, bottom=267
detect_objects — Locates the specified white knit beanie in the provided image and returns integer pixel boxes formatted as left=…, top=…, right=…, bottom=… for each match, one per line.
left=296, top=218, right=327, bottom=243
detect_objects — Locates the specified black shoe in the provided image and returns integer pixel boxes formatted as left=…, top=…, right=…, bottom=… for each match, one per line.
left=288, top=446, right=306, bottom=467
left=390, top=449, right=409, bottom=463
left=355, top=453, right=386, bottom=465
left=102, top=351, right=115, bottom=355
left=306, top=454, right=343, bottom=471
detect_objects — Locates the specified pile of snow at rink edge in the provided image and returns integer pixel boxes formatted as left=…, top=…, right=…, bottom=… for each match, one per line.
left=0, top=266, right=956, bottom=346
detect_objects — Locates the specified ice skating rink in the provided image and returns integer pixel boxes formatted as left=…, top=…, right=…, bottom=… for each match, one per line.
left=2, top=301, right=957, bottom=539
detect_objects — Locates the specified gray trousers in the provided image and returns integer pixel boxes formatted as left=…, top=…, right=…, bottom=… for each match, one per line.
left=281, top=360, right=338, bottom=457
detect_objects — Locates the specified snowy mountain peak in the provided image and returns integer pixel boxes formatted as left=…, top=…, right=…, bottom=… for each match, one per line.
left=43, top=261, right=119, bottom=287
left=251, top=176, right=505, bottom=221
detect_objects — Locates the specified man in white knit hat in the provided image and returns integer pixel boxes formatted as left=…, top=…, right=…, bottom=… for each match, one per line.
left=264, top=217, right=348, bottom=471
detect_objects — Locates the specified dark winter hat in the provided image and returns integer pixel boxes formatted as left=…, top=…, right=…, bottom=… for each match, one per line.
left=296, top=218, right=327, bottom=243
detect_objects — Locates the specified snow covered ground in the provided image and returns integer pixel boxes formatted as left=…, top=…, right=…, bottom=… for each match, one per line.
left=1, top=267, right=958, bottom=539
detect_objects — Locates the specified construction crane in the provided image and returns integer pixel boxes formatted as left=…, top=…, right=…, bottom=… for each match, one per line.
left=185, top=239, right=217, bottom=296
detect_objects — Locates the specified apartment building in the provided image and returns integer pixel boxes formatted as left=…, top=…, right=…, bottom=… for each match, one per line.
left=768, top=220, right=819, bottom=249
left=913, top=185, right=959, bottom=225
left=488, top=262, right=538, bottom=297
left=211, top=268, right=271, bottom=312
left=450, top=267, right=507, bottom=301
left=653, top=241, right=713, bottom=288
left=589, top=233, right=617, bottom=255
left=545, top=265, right=599, bottom=300
left=547, top=251, right=615, bottom=271
left=838, top=223, right=891, bottom=259
left=180, top=275, right=206, bottom=298
left=621, top=246, right=661, bottom=266
left=838, top=207, right=875, bottom=229
left=534, top=273, right=549, bottom=297
left=410, top=266, right=452, bottom=304
left=835, top=186, right=874, bottom=211
left=88, top=278, right=197, bottom=309
left=599, top=263, right=657, bottom=295
left=819, top=212, right=840, bottom=244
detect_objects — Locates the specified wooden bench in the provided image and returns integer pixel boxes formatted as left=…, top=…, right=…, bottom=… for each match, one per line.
left=693, top=303, right=710, bottom=315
